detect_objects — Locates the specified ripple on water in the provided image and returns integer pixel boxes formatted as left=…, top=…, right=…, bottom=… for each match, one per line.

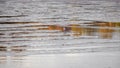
left=0, top=21, right=120, bottom=55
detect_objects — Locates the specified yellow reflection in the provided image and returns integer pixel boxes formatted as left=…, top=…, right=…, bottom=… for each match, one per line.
left=48, top=25, right=64, bottom=31
left=84, top=28, right=95, bottom=36
left=46, top=22, right=120, bottom=38
left=98, top=28, right=114, bottom=39
left=93, top=22, right=120, bottom=27
left=94, top=22, right=119, bottom=39
left=70, top=24, right=83, bottom=36
left=70, top=24, right=96, bottom=37
left=6, top=22, right=118, bottom=39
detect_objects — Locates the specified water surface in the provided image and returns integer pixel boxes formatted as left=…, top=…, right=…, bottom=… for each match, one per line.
left=0, top=0, right=120, bottom=68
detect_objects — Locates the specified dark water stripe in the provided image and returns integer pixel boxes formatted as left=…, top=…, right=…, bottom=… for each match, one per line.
left=0, top=46, right=119, bottom=56
left=0, top=22, right=38, bottom=24
left=0, top=15, right=27, bottom=18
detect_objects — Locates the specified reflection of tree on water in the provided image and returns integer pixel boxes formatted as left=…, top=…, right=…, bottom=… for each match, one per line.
left=0, top=55, right=25, bottom=65
left=92, top=22, right=120, bottom=39
left=0, top=45, right=27, bottom=53
left=49, top=25, right=68, bottom=32
left=0, top=21, right=119, bottom=57
left=70, top=22, right=120, bottom=39
left=0, top=45, right=27, bottom=64
left=0, top=56, right=7, bottom=64
left=11, top=45, right=27, bottom=53
left=98, top=28, right=114, bottom=39
left=46, top=22, right=120, bottom=39
left=0, top=46, right=7, bottom=51
left=70, top=24, right=96, bottom=37
left=92, top=22, right=120, bottom=27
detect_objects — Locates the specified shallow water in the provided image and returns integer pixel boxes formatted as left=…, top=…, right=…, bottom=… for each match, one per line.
left=0, top=0, right=120, bottom=22
left=0, top=0, right=120, bottom=68
left=0, top=22, right=120, bottom=55
left=0, top=52, right=120, bottom=68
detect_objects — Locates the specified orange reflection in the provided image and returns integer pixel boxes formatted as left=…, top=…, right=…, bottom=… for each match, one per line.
left=48, top=25, right=65, bottom=31
left=70, top=24, right=83, bottom=36
left=46, top=22, right=120, bottom=38
left=6, top=21, right=118, bottom=39
left=98, top=28, right=113, bottom=39
left=93, top=22, right=117, bottom=39
left=93, top=22, right=120, bottom=27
